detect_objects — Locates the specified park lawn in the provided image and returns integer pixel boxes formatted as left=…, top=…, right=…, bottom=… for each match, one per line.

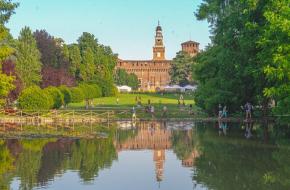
left=68, top=93, right=205, bottom=119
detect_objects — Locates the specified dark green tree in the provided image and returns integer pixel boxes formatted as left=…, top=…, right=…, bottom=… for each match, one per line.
left=170, top=51, right=194, bottom=86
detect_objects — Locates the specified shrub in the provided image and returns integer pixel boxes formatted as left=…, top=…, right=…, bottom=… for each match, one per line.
left=91, top=84, right=102, bottom=98
left=79, top=83, right=95, bottom=100
left=70, top=87, right=84, bottom=103
left=43, top=87, right=64, bottom=109
left=18, top=86, right=53, bottom=110
left=58, top=85, right=72, bottom=106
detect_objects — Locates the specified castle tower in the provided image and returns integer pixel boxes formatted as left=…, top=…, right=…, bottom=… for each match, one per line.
left=153, top=22, right=165, bottom=60
left=181, top=40, right=200, bottom=57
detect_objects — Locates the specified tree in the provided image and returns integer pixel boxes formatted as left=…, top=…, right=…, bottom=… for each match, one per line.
left=170, top=51, right=194, bottom=86
left=0, top=0, right=18, bottom=106
left=0, top=0, right=19, bottom=25
left=68, top=44, right=81, bottom=78
left=193, top=0, right=270, bottom=114
left=258, top=0, right=290, bottom=120
left=114, top=68, right=139, bottom=90
left=15, top=26, right=42, bottom=88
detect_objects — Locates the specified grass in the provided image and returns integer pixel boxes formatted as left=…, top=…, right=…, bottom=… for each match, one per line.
left=68, top=93, right=206, bottom=119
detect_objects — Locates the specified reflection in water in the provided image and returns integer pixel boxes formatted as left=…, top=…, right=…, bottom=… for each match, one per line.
left=0, top=121, right=289, bottom=190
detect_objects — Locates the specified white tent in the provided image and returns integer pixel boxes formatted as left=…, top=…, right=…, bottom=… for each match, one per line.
left=117, top=85, right=132, bottom=92
left=163, top=85, right=182, bottom=92
left=183, top=85, right=197, bottom=92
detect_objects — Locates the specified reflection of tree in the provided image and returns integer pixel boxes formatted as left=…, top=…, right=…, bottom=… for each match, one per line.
left=0, top=140, right=15, bottom=190
left=37, top=139, right=73, bottom=186
left=69, top=138, right=117, bottom=182
left=193, top=127, right=290, bottom=190
left=15, top=139, right=56, bottom=190
left=171, top=130, right=198, bottom=160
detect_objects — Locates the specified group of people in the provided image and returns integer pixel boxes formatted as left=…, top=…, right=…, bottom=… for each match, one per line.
left=218, top=102, right=254, bottom=120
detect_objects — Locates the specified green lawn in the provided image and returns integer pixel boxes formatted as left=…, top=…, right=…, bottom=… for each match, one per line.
left=68, top=93, right=205, bottom=119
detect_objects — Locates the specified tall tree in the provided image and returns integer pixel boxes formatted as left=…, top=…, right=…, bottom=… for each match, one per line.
left=15, top=26, right=42, bottom=88
left=193, top=0, right=270, bottom=114
left=170, top=51, right=194, bottom=86
left=0, top=0, right=18, bottom=106
left=68, top=44, right=81, bottom=78
left=258, top=0, right=290, bottom=119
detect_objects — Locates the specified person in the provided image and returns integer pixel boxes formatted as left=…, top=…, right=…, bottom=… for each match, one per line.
left=150, top=105, right=155, bottom=118
left=222, top=106, right=227, bottom=118
left=148, top=99, right=151, bottom=105
left=179, top=94, right=184, bottom=101
left=189, top=104, right=194, bottom=115
left=162, top=105, right=167, bottom=117
left=218, top=104, right=223, bottom=118
left=116, top=97, right=119, bottom=105
left=244, top=102, right=253, bottom=120
left=135, top=96, right=138, bottom=104
left=132, top=106, right=137, bottom=120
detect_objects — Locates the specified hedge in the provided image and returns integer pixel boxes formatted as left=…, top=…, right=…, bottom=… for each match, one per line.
left=58, top=85, right=72, bottom=106
left=18, top=86, right=53, bottom=110
left=70, top=87, right=85, bottom=103
left=43, top=87, right=64, bottom=109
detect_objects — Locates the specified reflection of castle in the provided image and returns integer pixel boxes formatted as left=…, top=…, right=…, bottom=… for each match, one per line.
left=116, top=121, right=199, bottom=182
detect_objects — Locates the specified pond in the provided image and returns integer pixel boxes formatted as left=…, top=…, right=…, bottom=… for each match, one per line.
left=0, top=121, right=289, bottom=190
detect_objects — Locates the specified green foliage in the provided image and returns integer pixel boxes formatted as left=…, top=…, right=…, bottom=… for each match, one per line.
left=70, top=87, right=85, bottom=103
left=18, top=86, right=53, bottom=110
left=0, top=72, right=14, bottom=107
left=68, top=44, right=82, bottom=78
left=58, top=85, right=72, bottom=106
left=15, top=26, right=42, bottom=88
left=114, top=68, right=139, bottom=90
left=170, top=51, right=194, bottom=86
left=43, top=86, right=64, bottom=109
left=193, top=0, right=275, bottom=115
left=0, top=0, right=19, bottom=25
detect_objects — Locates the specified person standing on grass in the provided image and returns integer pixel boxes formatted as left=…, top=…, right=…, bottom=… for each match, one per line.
left=132, top=106, right=137, bottom=120
left=244, top=102, right=253, bottom=120
left=162, top=105, right=167, bottom=118
left=218, top=104, right=223, bottom=118
left=151, top=105, right=155, bottom=118
left=116, top=97, right=119, bottom=105
left=222, top=106, right=228, bottom=118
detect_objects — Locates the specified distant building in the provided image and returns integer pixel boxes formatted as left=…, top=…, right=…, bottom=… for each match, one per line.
left=116, top=23, right=199, bottom=91
left=181, top=40, right=200, bottom=57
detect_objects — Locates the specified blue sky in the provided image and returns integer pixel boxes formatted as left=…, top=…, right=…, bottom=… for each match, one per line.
left=7, top=0, right=211, bottom=60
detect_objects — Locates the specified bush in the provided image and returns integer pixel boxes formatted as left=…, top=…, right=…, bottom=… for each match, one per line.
left=43, top=87, right=64, bottom=109
left=58, top=85, right=72, bottom=106
left=91, top=84, right=102, bottom=98
left=70, top=87, right=85, bottom=103
left=101, top=83, right=118, bottom=97
left=18, top=86, right=53, bottom=110
left=79, top=83, right=95, bottom=100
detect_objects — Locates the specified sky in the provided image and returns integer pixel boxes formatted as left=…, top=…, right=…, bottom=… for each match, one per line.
left=7, top=0, right=211, bottom=60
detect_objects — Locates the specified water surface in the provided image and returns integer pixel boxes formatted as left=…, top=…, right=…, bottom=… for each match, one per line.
left=0, top=121, right=289, bottom=190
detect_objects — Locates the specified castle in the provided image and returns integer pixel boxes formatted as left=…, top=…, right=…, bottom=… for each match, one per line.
left=116, top=23, right=199, bottom=91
